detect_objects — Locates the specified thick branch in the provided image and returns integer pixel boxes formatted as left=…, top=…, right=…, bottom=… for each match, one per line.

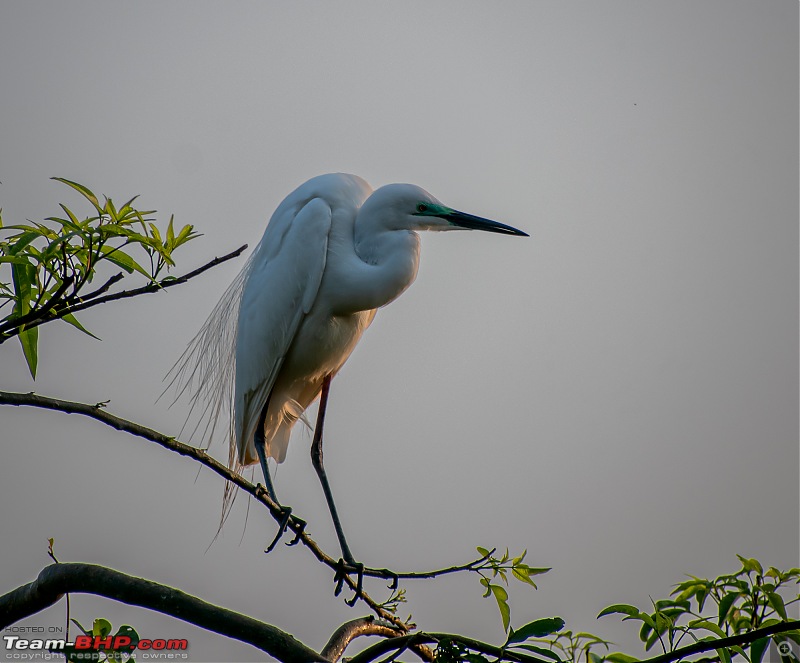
left=640, top=619, right=800, bottom=663
left=321, top=617, right=404, bottom=663
left=347, top=632, right=551, bottom=663
left=0, top=562, right=326, bottom=663
left=0, top=244, right=247, bottom=341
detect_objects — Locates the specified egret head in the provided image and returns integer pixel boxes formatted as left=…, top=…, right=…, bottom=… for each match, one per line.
left=364, top=183, right=528, bottom=236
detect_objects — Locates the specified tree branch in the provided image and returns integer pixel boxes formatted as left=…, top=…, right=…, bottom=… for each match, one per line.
left=346, top=631, right=553, bottom=663
left=0, top=244, right=247, bottom=342
left=0, top=275, right=73, bottom=334
left=0, top=390, right=419, bottom=629
left=321, top=617, right=404, bottom=663
left=639, top=619, right=800, bottom=663
left=77, top=271, right=125, bottom=302
left=0, top=562, right=326, bottom=662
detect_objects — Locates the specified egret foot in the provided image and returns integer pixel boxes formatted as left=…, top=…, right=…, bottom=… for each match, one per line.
left=333, top=557, right=365, bottom=606
left=285, top=515, right=307, bottom=546
left=264, top=505, right=294, bottom=554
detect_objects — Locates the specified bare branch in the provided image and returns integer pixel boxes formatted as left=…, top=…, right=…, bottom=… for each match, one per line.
left=639, top=619, right=800, bottom=663
left=0, top=244, right=247, bottom=342
left=346, top=631, right=552, bottom=663
left=321, top=617, right=403, bottom=663
left=77, top=271, right=125, bottom=302
left=388, top=549, right=496, bottom=581
left=0, top=562, right=326, bottom=663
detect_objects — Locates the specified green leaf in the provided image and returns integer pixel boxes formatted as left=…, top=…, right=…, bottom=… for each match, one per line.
left=11, top=262, right=38, bottom=378
left=0, top=255, right=31, bottom=265
left=512, top=644, right=563, bottom=661
left=148, top=222, right=163, bottom=245
left=52, top=177, right=101, bottom=211
left=635, top=613, right=657, bottom=629
left=490, top=584, right=510, bottom=632
left=766, top=591, right=788, bottom=620
left=17, top=326, right=38, bottom=378
left=750, top=638, right=770, bottom=663
left=644, top=630, right=660, bottom=652
left=61, top=312, right=100, bottom=340
left=719, top=592, right=740, bottom=625
left=92, top=618, right=113, bottom=637
left=512, top=567, right=539, bottom=588
left=688, top=619, right=727, bottom=639
left=104, top=196, right=119, bottom=221
left=523, top=566, right=552, bottom=576
left=507, top=617, right=565, bottom=644
left=605, top=654, right=640, bottom=663
left=166, top=215, right=175, bottom=247
left=716, top=647, right=732, bottom=663
left=477, top=547, right=491, bottom=558
left=9, top=231, right=41, bottom=254
left=99, top=246, right=150, bottom=278
left=115, top=624, right=139, bottom=650
left=598, top=604, right=640, bottom=619
left=737, top=555, right=764, bottom=575
left=174, top=223, right=198, bottom=248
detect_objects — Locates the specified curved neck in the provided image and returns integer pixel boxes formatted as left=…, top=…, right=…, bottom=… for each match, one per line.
left=324, top=211, right=421, bottom=315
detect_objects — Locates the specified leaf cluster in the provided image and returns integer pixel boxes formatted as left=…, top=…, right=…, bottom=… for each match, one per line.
left=0, top=178, right=198, bottom=377
left=475, top=547, right=551, bottom=632
left=433, top=618, right=565, bottom=663
left=58, top=617, right=139, bottom=663
left=596, top=556, right=800, bottom=663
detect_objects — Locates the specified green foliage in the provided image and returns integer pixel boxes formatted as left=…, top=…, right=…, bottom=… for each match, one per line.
left=435, top=637, right=493, bottom=663
left=57, top=617, right=139, bottom=663
left=594, top=556, right=800, bottom=662
left=0, top=178, right=198, bottom=377
left=520, top=629, right=613, bottom=663
left=475, top=547, right=551, bottom=632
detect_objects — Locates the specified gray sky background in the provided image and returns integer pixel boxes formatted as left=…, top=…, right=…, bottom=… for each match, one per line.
left=1, top=2, right=797, bottom=661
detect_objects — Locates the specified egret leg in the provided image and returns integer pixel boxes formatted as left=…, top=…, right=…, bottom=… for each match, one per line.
left=311, top=375, right=359, bottom=568
left=254, top=400, right=303, bottom=552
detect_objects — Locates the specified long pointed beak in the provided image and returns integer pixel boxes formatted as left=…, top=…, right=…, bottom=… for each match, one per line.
left=443, top=209, right=529, bottom=237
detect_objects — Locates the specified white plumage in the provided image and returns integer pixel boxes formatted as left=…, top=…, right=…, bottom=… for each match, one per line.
left=170, top=173, right=526, bottom=561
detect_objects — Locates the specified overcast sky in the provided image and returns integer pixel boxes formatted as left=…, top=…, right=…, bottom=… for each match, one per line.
left=1, top=2, right=797, bottom=662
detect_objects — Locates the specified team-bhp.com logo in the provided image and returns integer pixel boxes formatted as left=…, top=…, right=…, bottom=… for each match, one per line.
left=3, top=634, right=188, bottom=655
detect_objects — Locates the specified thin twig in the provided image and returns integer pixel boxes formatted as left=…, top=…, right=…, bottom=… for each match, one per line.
left=78, top=271, right=125, bottom=302
left=0, top=245, right=247, bottom=342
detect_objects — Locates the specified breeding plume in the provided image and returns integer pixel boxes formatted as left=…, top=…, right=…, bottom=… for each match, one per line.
left=175, top=173, right=527, bottom=564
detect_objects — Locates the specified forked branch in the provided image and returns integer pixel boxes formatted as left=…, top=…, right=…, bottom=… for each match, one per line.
left=0, top=245, right=247, bottom=341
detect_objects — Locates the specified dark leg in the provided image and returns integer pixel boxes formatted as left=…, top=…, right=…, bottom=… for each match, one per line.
left=254, top=399, right=303, bottom=552
left=311, top=375, right=357, bottom=565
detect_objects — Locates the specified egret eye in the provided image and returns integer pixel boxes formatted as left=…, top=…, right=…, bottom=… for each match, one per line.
left=416, top=203, right=428, bottom=213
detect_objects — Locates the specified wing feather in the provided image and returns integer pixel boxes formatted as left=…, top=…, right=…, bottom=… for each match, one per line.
left=234, top=196, right=332, bottom=464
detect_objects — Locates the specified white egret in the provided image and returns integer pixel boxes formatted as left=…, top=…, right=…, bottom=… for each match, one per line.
left=174, top=173, right=527, bottom=567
